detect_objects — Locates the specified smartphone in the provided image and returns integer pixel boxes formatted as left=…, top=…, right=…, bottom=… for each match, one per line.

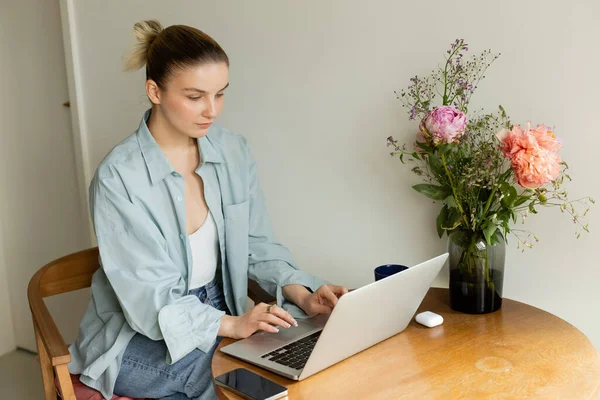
left=214, top=368, right=288, bottom=400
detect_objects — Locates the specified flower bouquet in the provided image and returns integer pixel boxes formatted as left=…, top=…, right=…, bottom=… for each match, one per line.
left=387, top=39, right=593, bottom=313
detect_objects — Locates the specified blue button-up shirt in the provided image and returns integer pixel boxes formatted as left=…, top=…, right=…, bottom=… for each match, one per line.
left=68, top=110, right=327, bottom=399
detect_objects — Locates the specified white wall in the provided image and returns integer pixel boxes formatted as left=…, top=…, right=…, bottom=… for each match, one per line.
left=0, top=0, right=91, bottom=352
left=67, top=1, right=600, bottom=349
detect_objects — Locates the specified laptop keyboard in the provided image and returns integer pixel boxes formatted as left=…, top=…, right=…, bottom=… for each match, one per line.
left=260, top=331, right=322, bottom=370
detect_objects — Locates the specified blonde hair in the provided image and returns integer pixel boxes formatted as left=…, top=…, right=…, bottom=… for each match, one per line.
left=124, top=20, right=164, bottom=72
left=124, top=19, right=229, bottom=88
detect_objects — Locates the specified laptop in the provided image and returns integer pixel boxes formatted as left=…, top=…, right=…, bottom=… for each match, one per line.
left=220, top=253, right=448, bottom=380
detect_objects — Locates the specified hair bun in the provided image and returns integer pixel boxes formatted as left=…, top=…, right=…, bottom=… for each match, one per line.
left=124, top=20, right=164, bottom=71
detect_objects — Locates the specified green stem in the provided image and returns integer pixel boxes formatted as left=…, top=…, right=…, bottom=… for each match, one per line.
left=479, top=170, right=512, bottom=229
left=480, top=186, right=498, bottom=222
left=442, top=45, right=462, bottom=105
left=484, top=250, right=494, bottom=290
left=441, top=153, right=470, bottom=228
left=466, top=233, right=477, bottom=275
left=443, top=67, right=448, bottom=105
left=461, top=231, right=494, bottom=289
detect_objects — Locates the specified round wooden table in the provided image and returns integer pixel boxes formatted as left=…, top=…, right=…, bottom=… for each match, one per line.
left=212, top=288, right=600, bottom=399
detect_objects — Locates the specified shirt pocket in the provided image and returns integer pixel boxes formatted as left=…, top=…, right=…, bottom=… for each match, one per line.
left=223, top=200, right=249, bottom=221
left=223, top=201, right=250, bottom=272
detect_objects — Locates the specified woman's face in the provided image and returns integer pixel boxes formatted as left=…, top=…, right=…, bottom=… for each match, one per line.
left=148, top=62, right=229, bottom=138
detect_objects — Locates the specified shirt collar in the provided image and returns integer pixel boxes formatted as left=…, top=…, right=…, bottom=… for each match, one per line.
left=136, top=109, right=224, bottom=185
left=198, top=133, right=225, bottom=166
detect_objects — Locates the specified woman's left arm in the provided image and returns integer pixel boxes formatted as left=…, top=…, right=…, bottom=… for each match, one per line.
left=242, top=139, right=343, bottom=317
left=282, top=283, right=349, bottom=316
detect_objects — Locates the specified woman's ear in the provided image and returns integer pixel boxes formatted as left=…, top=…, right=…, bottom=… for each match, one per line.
left=146, top=79, right=161, bottom=105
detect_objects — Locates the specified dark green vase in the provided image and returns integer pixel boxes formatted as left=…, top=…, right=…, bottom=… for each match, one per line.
left=448, top=229, right=506, bottom=314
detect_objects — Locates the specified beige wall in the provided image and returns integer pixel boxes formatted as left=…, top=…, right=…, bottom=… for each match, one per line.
left=0, top=224, right=15, bottom=357
left=0, top=0, right=91, bottom=352
left=0, top=2, right=17, bottom=358
left=65, top=0, right=600, bottom=349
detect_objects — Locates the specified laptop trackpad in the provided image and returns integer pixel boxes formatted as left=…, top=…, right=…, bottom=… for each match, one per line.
left=239, top=314, right=329, bottom=350
left=276, top=314, right=326, bottom=341
left=299, top=313, right=329, bottom=329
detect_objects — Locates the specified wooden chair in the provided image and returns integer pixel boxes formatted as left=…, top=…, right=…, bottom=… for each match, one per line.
left=28, top=247, right=275, bottom=400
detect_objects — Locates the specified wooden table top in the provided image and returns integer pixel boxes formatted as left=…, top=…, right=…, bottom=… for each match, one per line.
left=212, top=288, right=600, bottom=399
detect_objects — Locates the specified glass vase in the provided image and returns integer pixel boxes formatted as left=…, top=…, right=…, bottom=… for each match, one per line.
left=448, top=229, right=506, bottom=314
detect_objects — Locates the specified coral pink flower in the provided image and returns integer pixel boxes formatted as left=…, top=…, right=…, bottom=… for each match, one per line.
left=531, top=124, right=562, bottom=152
left=496, top=122, right=562, bottom=189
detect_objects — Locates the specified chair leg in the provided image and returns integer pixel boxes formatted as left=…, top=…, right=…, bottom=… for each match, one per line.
left=55, top=364, right=76, bottom=400
left=34, top=322, right=58, bottom=400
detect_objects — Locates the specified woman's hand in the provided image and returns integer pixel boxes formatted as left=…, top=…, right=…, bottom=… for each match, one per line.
left=299, top=284, right=349, bottom=316
left=219, top=303, right=298, bottom=340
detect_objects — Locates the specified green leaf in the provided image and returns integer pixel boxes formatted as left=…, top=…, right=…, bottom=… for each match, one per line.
left=496, top=229, right=506, bottom=242
left=529, top=202, right=538, bottom=214
left=415, top=141, right=433, bottom=154
left=412, top=184, right=452, bottom=201
left=428, top=155, right=444, bottom=179
left=436, top=206, right=448, bottom=239
left=483, top=223, right=498, bottom=246
left=514, top=195, right=530, bottom=207
left=499, top=105, right=507, bottom=118
left=496, top=211, right=510, bottom=227
left=442, top=207, right=462, bottom=231
left=436, top=143, right=453, bottom=155
left=500, top=182, right=517, bottom=208
left=489, top=229, right=504, bottom=245
left=444, top=195, right=457, bottom=208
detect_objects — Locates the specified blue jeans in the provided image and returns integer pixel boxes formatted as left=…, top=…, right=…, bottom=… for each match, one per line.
left=113, top=279, right=230, bottom=400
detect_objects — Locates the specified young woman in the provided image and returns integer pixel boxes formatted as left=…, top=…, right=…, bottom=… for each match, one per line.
left=68, top=20, right=348, bottom=400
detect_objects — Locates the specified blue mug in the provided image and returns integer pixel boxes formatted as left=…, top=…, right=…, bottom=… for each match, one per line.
left=374, top=264, right=408, bottom=281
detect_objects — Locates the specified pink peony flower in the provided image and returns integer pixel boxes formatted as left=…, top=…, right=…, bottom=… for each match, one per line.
left=419, top=106, right=467, bottom=144
left=413, top=129, right=428, bottom=153
left=496, top=122, right=562, bottom=189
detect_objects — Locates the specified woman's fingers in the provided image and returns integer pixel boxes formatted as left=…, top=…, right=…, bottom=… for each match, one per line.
left=260, top=312, right=293, bottom=329
left=320, top=286, right=339, bottom=307
left=331, top=285, right=349, bottom=296
left=257, top=321, right=279, bottom=333
left=251, top=303, right=297, bottom=333
left=268, top=304, right=298, bottom=327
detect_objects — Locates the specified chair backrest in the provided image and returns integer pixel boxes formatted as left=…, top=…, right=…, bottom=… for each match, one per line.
left=28, top=247, right=102, bottom=400
left=35, top=248, right=101, bottom=298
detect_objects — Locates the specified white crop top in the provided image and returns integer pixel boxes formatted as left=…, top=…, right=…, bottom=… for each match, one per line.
left=188, top=210, right=219, bottom=289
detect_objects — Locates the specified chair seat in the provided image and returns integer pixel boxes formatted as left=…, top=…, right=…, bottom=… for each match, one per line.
left=36, top=353, right=146, bottom=399
left=56, top=374, right=147, bottom=400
